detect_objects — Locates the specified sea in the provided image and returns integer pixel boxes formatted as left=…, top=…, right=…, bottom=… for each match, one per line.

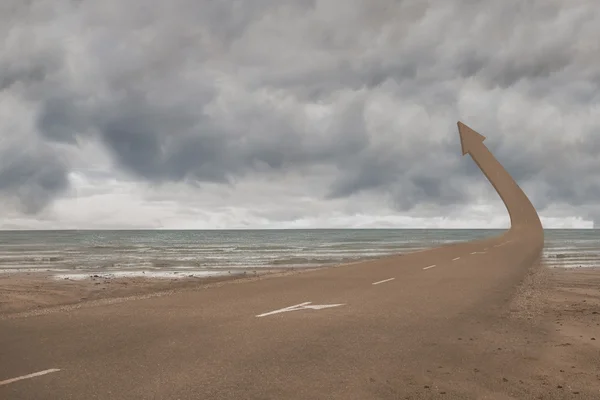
left=0, top=229, right=598, bottom=279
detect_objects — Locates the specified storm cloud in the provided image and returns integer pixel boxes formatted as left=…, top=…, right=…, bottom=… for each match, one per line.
left=0, top=0, right=598, bottom=228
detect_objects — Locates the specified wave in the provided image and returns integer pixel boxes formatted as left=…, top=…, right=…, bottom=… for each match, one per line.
left=544, top=252, right=600, bottom=259
left=269, top=256, right=376, bottom=266
left=0, top=256, right=65, bottom=263
left=545, top=262, right=599, bottom=268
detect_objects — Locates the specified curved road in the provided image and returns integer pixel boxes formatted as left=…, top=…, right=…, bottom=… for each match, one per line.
left=0, top=122, right=544, bottom=399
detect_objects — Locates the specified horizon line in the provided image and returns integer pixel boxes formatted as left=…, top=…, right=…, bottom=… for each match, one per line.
left=0, top=227, right=596, bottom=232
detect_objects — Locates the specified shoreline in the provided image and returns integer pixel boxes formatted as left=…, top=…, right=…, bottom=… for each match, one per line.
left=0, top=266, right=333, bottom=317
left=0, top=269, right=272, bottom=317
left=1, top=256, right=598, bottom=317
left=0, top=253, right=391, bottom=317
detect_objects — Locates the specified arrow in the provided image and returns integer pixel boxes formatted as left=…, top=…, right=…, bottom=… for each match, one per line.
left=458, top=122, right=486, bottom=156
left=256, top=302, right=345, bottom=318
left=457, top=122, right=543, bottom=251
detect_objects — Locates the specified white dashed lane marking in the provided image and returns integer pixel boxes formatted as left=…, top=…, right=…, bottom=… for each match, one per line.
left=0, top=369, right=61, bottom=387
left=423, top=265, right=436, bottom=270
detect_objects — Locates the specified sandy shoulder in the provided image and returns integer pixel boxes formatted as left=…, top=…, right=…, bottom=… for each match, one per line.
left=380, top=263, right=600, bottom=398
left=504, top=265, right=600, bottom=396
left=542, top=266, right=600, bottom=353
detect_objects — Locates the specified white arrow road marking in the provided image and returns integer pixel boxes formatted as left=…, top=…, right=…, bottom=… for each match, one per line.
left=303, top=304, right=345, bottom=311
left=372, top=278, right=395, bottom=285
left=423, top=265, right=436, bottom=270
left=256, top=302, right=345, bottom=317
left=256, top=302, right=310, bottom=317
left=0, top=369, right=61, bottom=387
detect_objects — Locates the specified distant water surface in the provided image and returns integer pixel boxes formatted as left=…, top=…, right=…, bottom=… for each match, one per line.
left=0, top=229, right=597, bottom=277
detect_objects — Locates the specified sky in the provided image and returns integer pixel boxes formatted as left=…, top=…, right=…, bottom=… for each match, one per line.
left=0, top=0, right=599, bottom=230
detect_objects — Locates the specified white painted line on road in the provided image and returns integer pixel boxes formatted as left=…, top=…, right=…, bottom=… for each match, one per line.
left=452, top=257, right=461, bottom=261
left=423, top=265, right=436, bottom=270
left=470, top=251, right=477, bottom=255
left=256, top=302, right=344, bottom=317
left=256, top=302, right=310, bottom=317
left=372, top=277, right=395, bottom=285
left=0, top=369, right=60, bottom=387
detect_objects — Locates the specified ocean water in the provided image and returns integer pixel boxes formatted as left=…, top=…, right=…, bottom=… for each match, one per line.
left=0, top=230, right=597, bottom=278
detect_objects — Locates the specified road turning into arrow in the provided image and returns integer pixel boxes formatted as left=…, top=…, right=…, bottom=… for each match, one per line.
left=0, top=121, right=547, bottom=400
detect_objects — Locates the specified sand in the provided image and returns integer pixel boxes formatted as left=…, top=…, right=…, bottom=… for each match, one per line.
left=0, top=269, right=288, bottom=315
left=502, top=264, right=600, bottom=396
left=1, top=262, right=599, bottom=397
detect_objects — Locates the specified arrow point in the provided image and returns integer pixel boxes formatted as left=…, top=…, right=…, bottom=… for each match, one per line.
left=457, top=121, right=486, bottom=155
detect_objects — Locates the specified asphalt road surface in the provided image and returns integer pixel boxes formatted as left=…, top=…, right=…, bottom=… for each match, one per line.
left=0, top=122, right=545, bottom=399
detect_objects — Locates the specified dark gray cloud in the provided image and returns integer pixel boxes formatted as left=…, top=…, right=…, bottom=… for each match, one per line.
left=0, top=0, right=599, bottom=226
left=0, top=144, right=69, bottom=213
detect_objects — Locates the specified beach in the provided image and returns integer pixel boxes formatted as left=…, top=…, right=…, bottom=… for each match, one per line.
left=1, top=257, right=599, bottom=318
left=0, top=271, right=249, bottom=315
left=0, top=229, right=598, bottom=316
left=504, top=264, right=600, bottom=396
left=1, top=231, right=599, bottom=398
left=0, top=229, right=482, bottom=315
left=2, top=228, right=600, bottom=398
left=1, top=229, right=598, bottom=316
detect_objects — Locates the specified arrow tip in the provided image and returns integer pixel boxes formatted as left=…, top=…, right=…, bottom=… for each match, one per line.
left=457, top=121, right=486, bottom=155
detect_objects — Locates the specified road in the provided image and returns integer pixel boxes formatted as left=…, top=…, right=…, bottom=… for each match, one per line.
left=0, top=122, right=545, bottom=399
